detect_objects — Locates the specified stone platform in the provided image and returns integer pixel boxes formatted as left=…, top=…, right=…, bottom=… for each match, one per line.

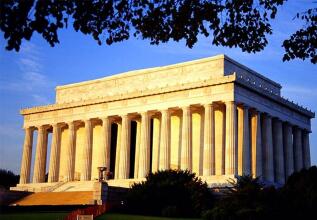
left=9, top=175, right=235, bottom=206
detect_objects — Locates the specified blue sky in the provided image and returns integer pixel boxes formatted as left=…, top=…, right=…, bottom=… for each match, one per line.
left=0, top=0, right=316, bottom=174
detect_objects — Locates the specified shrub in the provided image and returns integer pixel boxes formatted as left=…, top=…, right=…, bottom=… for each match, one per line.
left=0, top=169, right=19, bottom=190
left=126, top=169, right=213, bottom=218
left=279, top=166, right=317, bottom=219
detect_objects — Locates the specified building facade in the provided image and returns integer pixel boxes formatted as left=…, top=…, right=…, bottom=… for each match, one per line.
left=13, top=55, right=314, bottom=192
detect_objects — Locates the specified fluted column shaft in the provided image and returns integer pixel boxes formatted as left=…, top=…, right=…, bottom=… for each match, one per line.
left=20, top=127, right=34, bottom=184
left=114, top=122, right=122, bottom=179
left=65, top=122, right=76, bottom=181
left=203, top=104, right=215, bottom=176
left=262, top=114, right=274, bottom=182
left=225, top=101, right=238, bottom=175
left=215, top=105, right=225, bottom=175
left=138, top=112, right=151, bottom=178
left=134, top=120, right=141, bottom=178
left=273, top=119, right=285, bottom=184
left=81, top=120, right=93, bottom=181
left=238, top=105, right=250, bottom=175
left=181, top=106, right=192, bottom=171
left=251, top=111, right=262, bottom=178
left=302, top=131, right=311, bottom=169
left=151, top=117, right=161, bottom=173
left=118, top=115, right=131, bottom=179
left=283, top=123, right=294, bottom=178
left=293, top=127, right=303, bottom=172
left=159, top=109, right=170, bottom=170
left=101, top=117, right=111, bottom=170
left=48, top=124, right=61, bottom=183
left=33, top=126, right=48, bottom=183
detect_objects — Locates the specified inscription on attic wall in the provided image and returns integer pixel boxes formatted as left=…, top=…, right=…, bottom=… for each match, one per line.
left=56, top=59, right=224, bottom=104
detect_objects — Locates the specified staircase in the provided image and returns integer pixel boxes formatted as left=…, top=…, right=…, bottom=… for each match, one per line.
left=12, top=191, right=95, bottom=206
left=52, top=181, right=96, bottom=192
left=11, top=181, right=100, bottom=206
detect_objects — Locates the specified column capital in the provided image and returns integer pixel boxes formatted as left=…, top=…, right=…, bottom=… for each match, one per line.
left=120, top=114, right=129, bottom=119
left=83, top=118, right=91, bottom=123
left=67, top=121, right=75, bottom=131
left=241, top=104, right=250, bottom=110
left=225, top=100, right=236, bottom=105
left=181, top=105, right=191, bottom=110
left=160, top=109, right=170, bottom=115
left=263, top=112, right=272, bottom=118
left=51, top=123, right=60, bottom=128
left=23, top=126, right=35, bottom=131
left=203, top=103, right=214, bottom=108
left=37, top=125, right=46, bottom=133
left=140, top=111, right=149, bottom=117
left=101, top=116, right=110, bottom=123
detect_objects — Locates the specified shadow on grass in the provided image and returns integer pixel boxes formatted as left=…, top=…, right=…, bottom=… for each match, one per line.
left=96, top=213, right=201, bottom=220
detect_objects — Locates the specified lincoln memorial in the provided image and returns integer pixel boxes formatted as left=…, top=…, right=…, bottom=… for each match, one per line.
left=12, top=55, right=314, bottom=195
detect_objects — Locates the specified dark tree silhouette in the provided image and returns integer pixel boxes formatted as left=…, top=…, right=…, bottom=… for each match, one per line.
left=0, top=0, right=316, bottom=63
left=0, top=169, right=19, bottom=190
left=283, top=8, right=317, bottom=64
left=126, top=169, right=213, bottom=217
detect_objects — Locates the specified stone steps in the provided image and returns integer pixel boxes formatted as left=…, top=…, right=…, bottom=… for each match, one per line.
left=12, top=191, right=95, bottom=206
left=53, top=181, right=96, bottom=192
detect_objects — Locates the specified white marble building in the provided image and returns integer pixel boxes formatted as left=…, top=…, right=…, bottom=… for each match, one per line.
left=13, top=54, right=314, bottom=192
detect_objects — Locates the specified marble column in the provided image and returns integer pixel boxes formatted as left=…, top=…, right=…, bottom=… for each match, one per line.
left=262, top=114, right=274, bottom=182
left=273, top=119, right=285, bottom=184
left=225, top=101, right=238, bottom=175
left=134, top=120, right=141, bottom=178
left=215, top=104, right=225, bottom=175
left=101, top=117, right=111, bottom=170
left=251, top=110, right=262, bottom=179
left=159, top=109, right=170, bottom=170
left=48, top=124, right=61, bottom=183
left=151, top=117, right=161, bottom=172
left=114, top=122, right=122, bottom=179
left=238, top=105, right=250, bottom=176
left=19, top=127, right=34, bottom=184
left=203, top=103, right=215, bottom=176
left=283, top=122, right=294, bottom=178
left=81, top=119, right=93, bottom=181
left=138, top=112, right=151, bottom=178
left=65, top=121, right=76, bottom=181
left=181, top=106, right=192, bottom=171
left=33, top=126, right=48, bottom=183
left=118, top=115, right=131, bottom=179
left=293, top=127, right=303, bottom=172
left=302, top=131, right=311, bottom=169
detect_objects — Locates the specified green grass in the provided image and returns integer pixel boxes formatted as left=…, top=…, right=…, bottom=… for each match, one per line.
left=96, top=213, right=201, bottom=220
left=0, top=212, right=201, bottom=220
left=0, top=212, right=67, bottom=220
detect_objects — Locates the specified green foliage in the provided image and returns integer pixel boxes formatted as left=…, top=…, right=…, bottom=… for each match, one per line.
left=202, top=175, right=277, bottom=220
left=283, top=8, right=317, bottom=63
left=279, top=166, right=317, bottom=219
left=203, top=166, right=317, bottom=220
left=126, top=169, right=213, bottom=218
left=7, top=1, right=316, bottom=62
left=0, top=169, right=19, bottom=190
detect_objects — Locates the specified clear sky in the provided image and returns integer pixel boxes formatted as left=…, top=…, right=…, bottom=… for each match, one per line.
left=0, top=0, right=316, bottom=175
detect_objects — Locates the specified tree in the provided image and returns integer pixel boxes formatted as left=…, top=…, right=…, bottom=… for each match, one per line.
left=282, top=8, right=317, bottom=64
left=126, top=169, right=213, bottom=218
left=1, top=0, right=315, bottom=63
left=0, top=169, right=19, bottom=190
left=279, top=166, right=317, bottom=219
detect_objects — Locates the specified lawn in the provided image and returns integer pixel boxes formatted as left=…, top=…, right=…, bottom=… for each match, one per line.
left=0, top=212, right=201, bottom=220
left=96, top=213, right=201, bottom=220
left=0, top=212, right=67, bottom=220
